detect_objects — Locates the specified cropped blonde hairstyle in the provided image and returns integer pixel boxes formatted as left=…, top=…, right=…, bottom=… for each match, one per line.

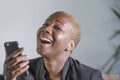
left=49, top=11, right=81, bottom=45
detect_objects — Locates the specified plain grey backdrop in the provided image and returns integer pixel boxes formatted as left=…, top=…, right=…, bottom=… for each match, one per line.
left=0, top=0, right=120, bottom=74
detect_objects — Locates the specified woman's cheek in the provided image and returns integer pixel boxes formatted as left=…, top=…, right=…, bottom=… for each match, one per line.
left=57, top=33, right=68, bottom=40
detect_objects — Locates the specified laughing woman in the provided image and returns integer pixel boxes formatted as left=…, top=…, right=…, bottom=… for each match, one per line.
left=4, top=11, right=103, bottom=80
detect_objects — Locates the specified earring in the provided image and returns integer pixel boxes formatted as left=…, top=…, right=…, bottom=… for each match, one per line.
left=65, top=48, right=68, bottom=51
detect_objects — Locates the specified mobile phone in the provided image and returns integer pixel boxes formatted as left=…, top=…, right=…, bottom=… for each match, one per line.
left=4, top=41, right=21, bottom=57
left=4, top=41, right=28, bottom=78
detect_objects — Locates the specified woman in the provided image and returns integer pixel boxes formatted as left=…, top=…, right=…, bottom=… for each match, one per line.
left=4, top=11, right=103, bottom=80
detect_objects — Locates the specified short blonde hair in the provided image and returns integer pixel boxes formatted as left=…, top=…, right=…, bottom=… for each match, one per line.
left=49, top=11, right=81, bottom=45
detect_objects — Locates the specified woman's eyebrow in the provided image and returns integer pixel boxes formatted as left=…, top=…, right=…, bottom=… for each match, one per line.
left=45, top=18, right=65, bottom=27
left=55, top=20, right=65, bottom=27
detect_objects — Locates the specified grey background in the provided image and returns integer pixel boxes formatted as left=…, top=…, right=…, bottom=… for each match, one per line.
left=0, top=0, right=120, bottom=74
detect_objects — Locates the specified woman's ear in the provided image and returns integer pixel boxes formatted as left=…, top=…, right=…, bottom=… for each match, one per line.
left=65, top=40, right=76, bottom=51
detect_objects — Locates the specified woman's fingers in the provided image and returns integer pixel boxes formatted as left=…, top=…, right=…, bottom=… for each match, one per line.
left=11, top=60, right=29, bottom=72
left=10, top=61, right=29, bottom=78
left=4, top=48, right=29, bottom=80
left=7, top=55, right=28, bottom=69
left=14, top=65, right=29, bottom=78
left=5, top=48, right=24, bottom=63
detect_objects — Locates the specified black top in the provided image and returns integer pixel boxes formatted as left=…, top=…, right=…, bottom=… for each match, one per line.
left=28, top=57, right=103, bottom=80
left=1, top=57, right=103, bottom=80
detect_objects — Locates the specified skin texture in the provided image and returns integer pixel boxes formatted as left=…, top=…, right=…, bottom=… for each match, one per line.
left=4, top=11, right=81, bottom=80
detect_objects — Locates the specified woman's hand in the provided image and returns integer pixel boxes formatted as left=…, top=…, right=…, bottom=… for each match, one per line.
left=4, top=48, right=29, bottom=80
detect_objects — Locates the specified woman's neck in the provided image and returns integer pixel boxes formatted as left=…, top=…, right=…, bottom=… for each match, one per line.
left=44, top=55, right=69, bottom=80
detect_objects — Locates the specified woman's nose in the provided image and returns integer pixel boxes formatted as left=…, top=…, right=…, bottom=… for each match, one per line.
left=44, top=26, right=52, bottom=35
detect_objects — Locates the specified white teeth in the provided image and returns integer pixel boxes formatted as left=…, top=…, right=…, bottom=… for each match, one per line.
left=41, top=37, right=51, bottom=42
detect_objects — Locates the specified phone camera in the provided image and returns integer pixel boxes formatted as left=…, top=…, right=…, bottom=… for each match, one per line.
left=6, top=43, right=10, bottom=46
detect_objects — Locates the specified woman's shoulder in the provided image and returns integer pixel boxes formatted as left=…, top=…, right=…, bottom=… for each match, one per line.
left=68, top=57, right=103, bottom=79
left=69, top=57, right=98, bottom=71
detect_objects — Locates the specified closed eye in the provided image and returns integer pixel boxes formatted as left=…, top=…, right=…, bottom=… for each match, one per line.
left=54, top=26, right=62, bottom=31
left=42, top=24, right=48, bottom=27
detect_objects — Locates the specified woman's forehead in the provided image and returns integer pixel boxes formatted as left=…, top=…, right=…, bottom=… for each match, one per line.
left=46, top=13, right=73, bottom=25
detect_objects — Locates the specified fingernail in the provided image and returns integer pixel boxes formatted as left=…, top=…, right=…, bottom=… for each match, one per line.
left=21, top=47, right=24, bottom=50
left=26, top=60, right=29, bottom=63
left=24, top=55, right=29, bottom=61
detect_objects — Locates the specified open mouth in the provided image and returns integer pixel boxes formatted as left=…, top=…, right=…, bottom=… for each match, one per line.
left=40, top=36, right=53, bottom=44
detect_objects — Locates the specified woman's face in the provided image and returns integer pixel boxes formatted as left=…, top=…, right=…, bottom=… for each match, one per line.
left=37, top=13, right=74, bottom=58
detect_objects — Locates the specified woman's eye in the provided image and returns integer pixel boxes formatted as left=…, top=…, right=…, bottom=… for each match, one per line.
left=54, top=26, right=61, bottom=31
left=42, top=24, right=48, bottom=27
